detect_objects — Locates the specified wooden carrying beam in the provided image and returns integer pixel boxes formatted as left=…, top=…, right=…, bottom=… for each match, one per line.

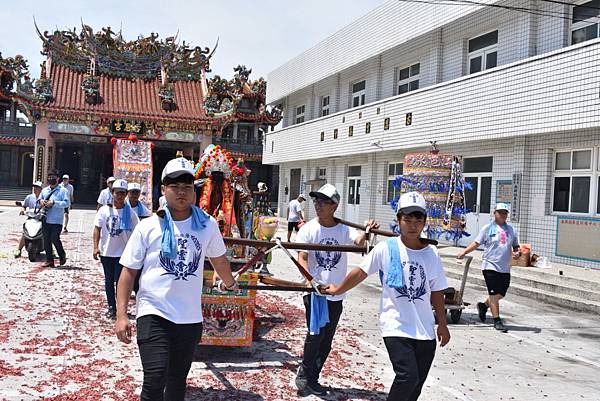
left=222, top=237, right=372, bottom=253
left=335, top=218, right=439, bottom=246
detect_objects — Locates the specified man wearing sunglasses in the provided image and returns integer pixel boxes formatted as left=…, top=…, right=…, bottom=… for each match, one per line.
left=457, top=203, right=520, bottom=332
left=294, top=183, right=378, bottom=396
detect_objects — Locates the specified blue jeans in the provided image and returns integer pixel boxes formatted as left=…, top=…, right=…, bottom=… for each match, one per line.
left=99, top=256, right=122, bottom=310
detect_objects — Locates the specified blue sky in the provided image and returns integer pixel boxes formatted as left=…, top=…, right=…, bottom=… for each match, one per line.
left=1, top=0, right=385, bottom=81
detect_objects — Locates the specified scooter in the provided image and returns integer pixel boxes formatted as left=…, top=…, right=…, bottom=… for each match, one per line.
left=16, top=201, right=45, bottom=262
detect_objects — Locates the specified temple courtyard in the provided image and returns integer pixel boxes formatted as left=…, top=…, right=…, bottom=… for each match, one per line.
left=0, top=207, right=598, bottom=401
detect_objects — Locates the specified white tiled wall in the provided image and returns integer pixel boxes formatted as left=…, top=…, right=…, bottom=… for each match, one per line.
left=276, top=132, right=600, bottom=269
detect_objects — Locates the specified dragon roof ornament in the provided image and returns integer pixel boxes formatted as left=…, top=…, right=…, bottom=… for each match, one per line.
left=0, top=52, right=53, bottom=104
left=34, top=21, right=217, bottom=81
left=204, top=65, right=282, bottom=126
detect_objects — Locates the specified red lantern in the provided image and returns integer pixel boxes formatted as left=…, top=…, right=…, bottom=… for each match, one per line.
left=128, top=133, right=138, bottom=142
left=110, top=137, right=117, bottom=145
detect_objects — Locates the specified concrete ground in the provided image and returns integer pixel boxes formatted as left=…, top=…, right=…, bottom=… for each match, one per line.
left=0, top=207, right=598, bottom=400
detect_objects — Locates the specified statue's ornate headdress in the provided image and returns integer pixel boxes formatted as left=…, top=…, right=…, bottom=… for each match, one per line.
left=196, top=144, right=234, bottom=178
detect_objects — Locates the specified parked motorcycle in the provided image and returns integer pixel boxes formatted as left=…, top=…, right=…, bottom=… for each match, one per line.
left=16, top=201, right=45, bottom=262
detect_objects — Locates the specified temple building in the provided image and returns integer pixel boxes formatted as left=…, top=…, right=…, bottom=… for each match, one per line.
left=1, top=25, right=281, bottom=204
left=0, top=54, right=35, bottom=198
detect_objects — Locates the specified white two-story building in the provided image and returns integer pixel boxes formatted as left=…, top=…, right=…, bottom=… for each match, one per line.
left=264, top=0, right=600, bottom=268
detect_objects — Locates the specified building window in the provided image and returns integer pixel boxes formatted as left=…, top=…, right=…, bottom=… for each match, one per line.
left=348, top=126, right=354, bottom=137
left=351, top=80, right=366, bottom=108
left=321, top=96, right=330, bottom=117
left=597, top=176, right=600, bottom=214
left=318, top=168, right=327, bottom=179
left=397, top=63, right=420, bottom=95
left=365, top=122, right=371, bottom=134
left=553, top=149, right=593, bottom=213
left=295, top=105, right=305, bottom=124
left=571, top=0, right=600, bottom=44
left=386, top=162, right=404, bottom=203
left=333, top=129, right=338, bottom=139
left=320, top=131, right=325, bottom=142
left=384, top=118, right=390, bottom=130
left=468, top=31, right=498, bottom=74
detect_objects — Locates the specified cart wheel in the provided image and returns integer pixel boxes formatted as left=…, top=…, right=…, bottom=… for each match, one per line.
left=450, top=309, right=462, bottom=324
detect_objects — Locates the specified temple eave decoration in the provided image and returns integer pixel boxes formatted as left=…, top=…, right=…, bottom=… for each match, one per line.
left=203, top=65, right=282, bottom=127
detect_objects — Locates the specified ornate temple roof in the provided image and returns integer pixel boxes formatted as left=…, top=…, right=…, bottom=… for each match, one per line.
left=42, top=63, right=210, bottom=124
left=3, top=24, right=220, bottom=132
left=37, top=24, right=214, bottom=81
left=1, top=25, right=283, bottom=136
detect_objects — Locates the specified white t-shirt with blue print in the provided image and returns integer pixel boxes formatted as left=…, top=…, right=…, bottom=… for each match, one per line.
left=119, top=214, right=226, bottom=324
left=94, top=205, right=139, bottom=257
left=296, top=219, right=359, bottom=301
left=360, top=238, right=448, bottom=340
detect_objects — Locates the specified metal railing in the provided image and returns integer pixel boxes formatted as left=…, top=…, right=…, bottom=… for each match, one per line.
left=0, top=121, right=35, bottom=138
left=213, top=137, right=263, bottom=154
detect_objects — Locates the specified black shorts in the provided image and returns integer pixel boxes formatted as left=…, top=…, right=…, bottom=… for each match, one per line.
left=288, top=221, right=300, bottom=232
left=482, top=270, right=511, bottom=297
left=64, top=207, right=70, bottom=214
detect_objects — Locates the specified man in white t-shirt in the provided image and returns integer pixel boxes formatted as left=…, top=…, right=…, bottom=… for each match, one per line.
left=294, top=183, right=378, bottom=396
left=60, top=174, right=75, bottom=232
left=457, top=203, right=520, bottom=332
left=115, top=157, right=237, bottom=401
left=93, top=179, right=139, bottom=319
left=287, top=194, right=306, bottom=241
left=324, top=192, right=450, bottom=401
left=127, top=182, right=152, bottom=219
left=97, top=176, right=115, bottom=210
left=14, top=181, right=43, bottom=258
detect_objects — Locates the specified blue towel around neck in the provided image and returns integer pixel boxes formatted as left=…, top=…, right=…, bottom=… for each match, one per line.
left=309, top=292, right=330, bottom=335
left=160, top=205, right=210, bottom=259
left=137, top=202, right=149, bottom=216
left=119, top=202, right=133, bottom=231
left=128, top=200, right=150, bottom=217
left=386, top=237, right=404, bottom=289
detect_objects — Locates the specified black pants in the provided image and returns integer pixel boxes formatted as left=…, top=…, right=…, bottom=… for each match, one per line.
left=299, top=294, right=343, bottom=384
left=384, top=337, right=437, bottom=401
left=137, top=314, right=203, bottom=401
left=42, top=222, right=65, bottom=263
left=133, top=269, right=142, bottom=294
left=99, top=256, right=122, bottom=310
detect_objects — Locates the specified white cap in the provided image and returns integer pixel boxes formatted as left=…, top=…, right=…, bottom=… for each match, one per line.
left=495, top=203, right=510, bottom=212
left=298, top=193, right=306, bottom=200
left=107, top=176, right=116, bottom=183
left=62, top=174, right=70, bottom=179
left=309, top=184, right=340, bottom=204
left=112, top=179, right=128, bottom=192
left=258, top=182, right=267, bottom=191
left=161, top=157, right=195, bottom=182
left=32, top=181, right=43, bottom=188
left=127, top=182, right=141, bottom=192
left=397, top=191, right=427, bottom=215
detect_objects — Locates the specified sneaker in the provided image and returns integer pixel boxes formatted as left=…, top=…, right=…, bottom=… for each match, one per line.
left=305, top=382, right=328, bottom=396
left=295, top=366, right=307, bottom=390
left=59, top=255, right=67, bottom=266
left=477, top=302, right=488, bottom=322
left=494, top=319, right=508, bottom=332
left=104, top=308, right=117, bottom=319
left=38, top=261, right=55, bottom=268
left=14, top=249, right=21, bottom=258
